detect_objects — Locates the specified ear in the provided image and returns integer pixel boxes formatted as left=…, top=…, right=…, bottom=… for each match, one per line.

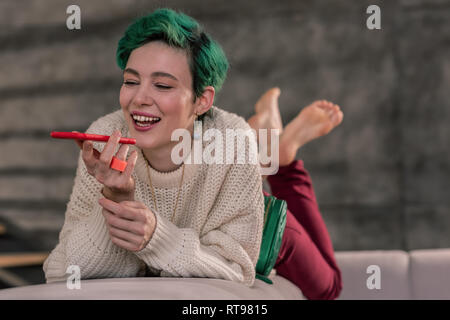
left=195, top=86, right=215, bottom=116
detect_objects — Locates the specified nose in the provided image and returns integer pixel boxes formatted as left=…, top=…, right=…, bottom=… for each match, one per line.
left=133, top=85, right=155, bottom=107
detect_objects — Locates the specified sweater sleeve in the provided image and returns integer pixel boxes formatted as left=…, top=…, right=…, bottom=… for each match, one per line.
left=43, top=135, right=143, bottom=283
left=134, top=163, right=265, bottom=287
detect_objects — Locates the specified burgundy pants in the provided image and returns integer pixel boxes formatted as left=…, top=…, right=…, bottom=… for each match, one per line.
left=264, top=160, right=343, bottom=300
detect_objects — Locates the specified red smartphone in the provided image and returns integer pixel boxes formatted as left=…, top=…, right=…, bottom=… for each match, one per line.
left=50, top=131, right=136, bottom=144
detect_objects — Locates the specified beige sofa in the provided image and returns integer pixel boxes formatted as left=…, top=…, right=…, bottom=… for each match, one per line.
left=0, top=248, right=449, bottom=300
left=336, top=248, right=450, bottom=299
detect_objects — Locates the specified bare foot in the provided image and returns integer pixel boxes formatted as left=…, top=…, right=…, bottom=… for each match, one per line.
left=247, top=88, right=284, bottom=179
left=279, top=100, right=344, bottom=166
left=247, top=87, right=283, bottom=137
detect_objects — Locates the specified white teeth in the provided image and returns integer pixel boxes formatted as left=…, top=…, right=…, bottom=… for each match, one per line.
left=136, top=121, right=151, bottom=127
left=132, top=114, right=161, bottom=122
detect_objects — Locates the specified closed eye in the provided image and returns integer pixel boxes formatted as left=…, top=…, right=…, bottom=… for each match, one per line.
left=123, top=81, right=138, bottom=86
left=156, top=84, right=172, bottom=89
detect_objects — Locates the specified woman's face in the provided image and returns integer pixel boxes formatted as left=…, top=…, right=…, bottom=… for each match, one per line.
left=120, top=41, right=197, bottom=151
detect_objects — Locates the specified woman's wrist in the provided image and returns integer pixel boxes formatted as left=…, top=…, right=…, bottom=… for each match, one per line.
left=101, top=186, right=135, bottom=203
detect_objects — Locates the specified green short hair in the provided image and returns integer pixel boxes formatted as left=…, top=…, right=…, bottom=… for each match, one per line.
left=116, top=8, right=229, bottom=110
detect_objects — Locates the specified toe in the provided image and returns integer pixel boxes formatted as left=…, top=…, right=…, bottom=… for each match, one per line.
left=324, top=102, right=335, bottom=112
left=338, top=110, right=344, bottom=123
left=270, top=87, right=281, bottom=100
left=266, top=87, right=280, bottom=98
left=332, top=110, right=344, bottom=125
left=323, top=101, right=335, bottom=110
left=315, top=100, right=328, bottom=110
left=327, top=108, right=336, bottom=118
left=272, top=87, right=281, bottom=95
left=334, top=106, right=342, bottom=116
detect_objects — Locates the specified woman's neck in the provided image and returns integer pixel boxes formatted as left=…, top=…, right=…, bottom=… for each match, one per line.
left=142, top=142, right=182, bottom=172
left=142, top=120, right=196, bottom=172
left=142, top=133, right=194, bottom=172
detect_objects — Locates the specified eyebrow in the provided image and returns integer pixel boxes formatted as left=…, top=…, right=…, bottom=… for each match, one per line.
left=123, top=68, right=178, bottom=81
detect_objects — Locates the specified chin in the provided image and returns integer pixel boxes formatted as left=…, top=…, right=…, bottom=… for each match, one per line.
left=133, top=133, right=166, bottom=151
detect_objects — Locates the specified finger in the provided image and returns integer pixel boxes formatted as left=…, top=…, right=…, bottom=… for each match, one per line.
left=121, top=150, right=138, bottom=180
left=120, top=200, right=148, bottom=222
left=121, top=199, right=146, bottom=209
left=99, top=197, right=123, bottom=215
left=72, top=131, right=94, bottom=152
left=99, top=130, right=121, bottom=170
left=110, top=236, right=138, bottom=251
left=103, top=210, right=142, bottom=235
left=115, top=144, right=130, bottom=161
left=82, top=140, right=101, bottom=161
left=100, top=198, right=143, bottom=222
left=108, top=225, right=142, bottom=245
left=74, top=139, right=83, bottom=150
left=81, top=141, right=97, bottom=173
left=114, top=206, right=139, bottom=221
left=71, top=131, right=83, bottom=150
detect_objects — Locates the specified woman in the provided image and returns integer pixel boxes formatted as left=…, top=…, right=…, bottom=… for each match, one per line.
left=44, top=8, right=264, bottom=287
left=44, top=8, right=343, bottom=299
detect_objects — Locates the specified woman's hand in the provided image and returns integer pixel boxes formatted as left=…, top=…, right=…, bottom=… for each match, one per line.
left=74, top=130, right=138, bottom=203
left=98, top=197, right=156, bottom=252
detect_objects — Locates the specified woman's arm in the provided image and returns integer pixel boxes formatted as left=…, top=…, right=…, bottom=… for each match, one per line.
left=133, top=163, right=265, bottom=286
left=43, top=153, right=142, bottom=283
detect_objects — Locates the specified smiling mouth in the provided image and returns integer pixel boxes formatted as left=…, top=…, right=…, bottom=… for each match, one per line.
left=131, top=114, right=161, bottom=127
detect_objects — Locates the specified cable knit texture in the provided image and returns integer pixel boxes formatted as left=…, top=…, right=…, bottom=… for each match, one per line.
left=43, top=106, right=264, bottom=287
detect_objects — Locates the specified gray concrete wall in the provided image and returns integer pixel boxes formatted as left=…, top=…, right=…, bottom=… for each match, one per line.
left=0, top=0, right=449, bottom=252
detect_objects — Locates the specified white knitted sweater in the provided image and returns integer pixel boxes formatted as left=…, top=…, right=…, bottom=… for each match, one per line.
left=43, top=106, right=264, bottom=286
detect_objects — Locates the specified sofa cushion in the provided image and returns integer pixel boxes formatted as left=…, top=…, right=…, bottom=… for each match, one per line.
left=0, top=275, right=305, bottom=300
left=335, top=250, right=411, bottom=299
left=410, top=249, right=450, bottom=299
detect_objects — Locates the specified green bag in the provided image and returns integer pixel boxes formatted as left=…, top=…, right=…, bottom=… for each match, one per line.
left=255, top=195, right=287, bottom=284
